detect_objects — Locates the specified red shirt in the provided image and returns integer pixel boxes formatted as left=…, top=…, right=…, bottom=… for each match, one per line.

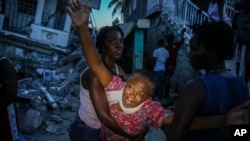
left=165, top=41, right=182, bottom=66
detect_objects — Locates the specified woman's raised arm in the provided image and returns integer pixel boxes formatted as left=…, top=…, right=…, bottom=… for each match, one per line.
left=66, top=0, right=112, bottom=87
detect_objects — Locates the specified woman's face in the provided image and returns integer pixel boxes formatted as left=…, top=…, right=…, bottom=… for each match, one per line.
left=103, top=30, right=124, bottom=60
left=122, top=76, right=151, bottom=108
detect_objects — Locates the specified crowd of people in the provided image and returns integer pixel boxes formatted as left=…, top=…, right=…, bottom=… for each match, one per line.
left=152, top=39, right=169, bottom=100
left=151, top=28, right=185, bottom=101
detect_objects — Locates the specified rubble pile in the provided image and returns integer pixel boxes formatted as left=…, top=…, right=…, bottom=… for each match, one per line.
left=3, top=37, right=88, bottom=140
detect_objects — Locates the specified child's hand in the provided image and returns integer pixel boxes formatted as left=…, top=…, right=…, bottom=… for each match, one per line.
left=66, top=0, right=90, bottom=27
left=226, top=100, right=250, bottom=125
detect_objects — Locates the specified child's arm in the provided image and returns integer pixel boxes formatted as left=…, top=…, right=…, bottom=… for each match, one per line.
left=66, top=0, right=112, bottom=87
left=162, top=100, right=250, bottom=130
left=190, top=100, right=250, bottom=130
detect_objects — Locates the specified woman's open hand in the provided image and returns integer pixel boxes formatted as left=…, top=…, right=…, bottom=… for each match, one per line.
left=66, top=0, right=90, bottom=27
left=226, top=100, right=250, bottom=125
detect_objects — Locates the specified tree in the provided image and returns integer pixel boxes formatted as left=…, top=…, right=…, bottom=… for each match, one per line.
left=112, top=17, right=120, bottom=25
left=108, top=0, right=124, bottom=17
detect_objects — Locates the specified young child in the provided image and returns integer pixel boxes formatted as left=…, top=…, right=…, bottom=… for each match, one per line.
left=66, top=1, right=250, bottom=140
left=102, top=69, right=173, bottom=140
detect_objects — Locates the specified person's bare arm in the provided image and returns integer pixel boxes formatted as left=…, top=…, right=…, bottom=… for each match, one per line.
left=225, top=100, right=250, bottom=125
left=163, top=114, right=229, bottom=131
left=190, top=100, right=250, bottom=130
left=66, top=0, right=112, bottom=87
left=163, top=78, right=250, bottom=141
left=0, top=59, right=17, bottom=110
left=163, top=101, right=250, bottom=131
left=164, top=79, right=206, bottom=141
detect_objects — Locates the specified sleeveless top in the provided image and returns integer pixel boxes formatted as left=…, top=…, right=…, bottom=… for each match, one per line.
left=184, top=74, right=249, bottom=141
left=78, top=65, right=120, bottom=129
left=0, top=56, right=19, bottom=141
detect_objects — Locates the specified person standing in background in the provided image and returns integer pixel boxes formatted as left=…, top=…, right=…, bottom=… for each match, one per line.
left=152, top=39, right=169, bottom=100
left=232, top=0, right=250, bottom=83
left=165, top=29, right=185, bottom=98
left=0, top=55, right=19, bottom=141
left=193, top=0, right=231, bottom=26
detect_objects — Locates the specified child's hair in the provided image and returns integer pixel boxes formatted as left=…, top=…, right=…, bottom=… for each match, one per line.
left=96, top=25, right=124, bottom=54
left=129, top=69, right=156, bottom=95
left=196, top=21, right=234, bottom=61
left=95, top=25, right=125, bottom=80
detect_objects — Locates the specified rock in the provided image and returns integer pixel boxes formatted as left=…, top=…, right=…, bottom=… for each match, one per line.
left=19, top=109, right=43, bottom=134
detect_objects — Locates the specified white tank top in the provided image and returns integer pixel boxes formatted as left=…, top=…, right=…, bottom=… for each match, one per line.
left=78, top=67, right=101, bottom=128
left=78, top=65, right=119, bottom=128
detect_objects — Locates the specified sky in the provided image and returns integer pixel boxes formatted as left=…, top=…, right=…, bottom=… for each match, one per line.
left=91, top=0, right=118, bottom=28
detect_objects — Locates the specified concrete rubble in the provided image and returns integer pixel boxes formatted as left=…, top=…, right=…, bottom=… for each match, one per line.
left=2, top=37, right=87, bottom=140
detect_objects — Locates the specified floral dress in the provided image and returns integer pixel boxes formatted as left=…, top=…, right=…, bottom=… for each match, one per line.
left=102, top=76, right=173, bottom=141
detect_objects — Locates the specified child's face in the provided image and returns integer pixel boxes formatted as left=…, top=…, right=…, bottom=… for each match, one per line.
left=122, top=76, right=151, bottom=108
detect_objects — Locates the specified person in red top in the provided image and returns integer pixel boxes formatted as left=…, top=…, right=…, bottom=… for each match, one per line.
left=165, top=29, right=186, bottom=97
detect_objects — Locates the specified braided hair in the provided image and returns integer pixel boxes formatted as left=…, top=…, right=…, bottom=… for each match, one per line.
left=196, top=21, right=234, bottom=62
left=96, top=26, right=125, bottom=79
left=96, top=25, right=124, bottom=54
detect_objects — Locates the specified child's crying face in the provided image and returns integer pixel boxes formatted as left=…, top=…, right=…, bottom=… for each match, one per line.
left=122, top=76, right=151, bottom=108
